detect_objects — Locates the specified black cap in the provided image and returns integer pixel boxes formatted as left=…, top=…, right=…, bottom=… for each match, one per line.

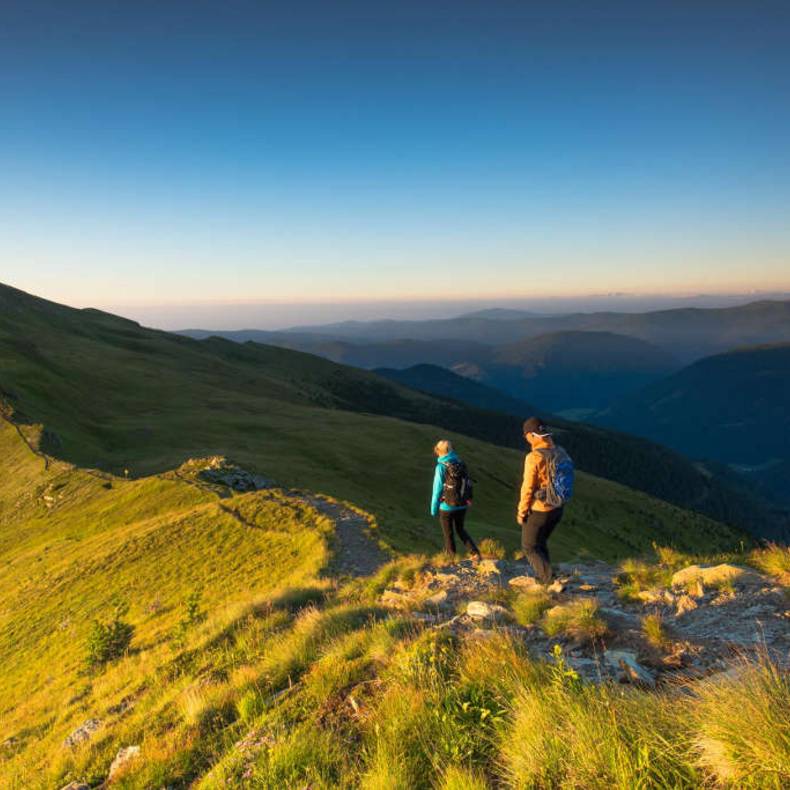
left=523, top=416, right=548, bottom=435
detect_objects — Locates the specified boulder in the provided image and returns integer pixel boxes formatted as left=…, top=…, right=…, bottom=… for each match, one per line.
left=380, top=590, right=412, bottom=609
left=509, top=575, right=541, bottom=591
left=63, top=718, right=101, bottom=749
left=108, top=745, right=141, bottom=781
left=604, top=650, right=656, bottom=687
left=675, top=594, right=699, bottom=617
left=466, top=601, right=508, bottom=621
left=671, top=564, right=744, bottom=589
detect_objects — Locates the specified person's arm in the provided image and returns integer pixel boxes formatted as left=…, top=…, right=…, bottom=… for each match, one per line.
left=430, top=463, right=444, bottom=516
left=517, top=452, right=538, bottom=522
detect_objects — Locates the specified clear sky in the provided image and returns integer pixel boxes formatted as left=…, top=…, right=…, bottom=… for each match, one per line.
left=2, top=1, right=789, bottom=327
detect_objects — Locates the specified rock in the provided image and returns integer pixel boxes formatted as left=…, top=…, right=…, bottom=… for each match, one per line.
left=675, top=594, right=698, bottom=616
left=107, top=697, right=133, bottom=716
left=425, top=590, right=448, bottom=607
left=108, top=745, right=141, bottom=781
left=58, top=784, right=90, bottom=790
left=604, top=650, right=656, bottom=687
left=434, top=572, right=461, bottom=585
left=63, top=718, right=101, bottom=749
left=410, top=612, right=438, bottom=623
left=671, top=564, right=744, bottom=589
left=466, top=601, right=508, bottom=621
left=380, top=590, right=412, bottom=609
left=509, top=575, right=541, bottom=591
left=547, top=579, right=565, bottom=594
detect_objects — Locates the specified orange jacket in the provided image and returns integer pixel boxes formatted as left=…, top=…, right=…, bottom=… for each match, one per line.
left=518, top=435, right=558, bottom=519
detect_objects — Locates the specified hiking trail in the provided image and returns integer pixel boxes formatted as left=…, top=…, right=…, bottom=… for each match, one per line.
left=299, top=495, right=390, bottom=577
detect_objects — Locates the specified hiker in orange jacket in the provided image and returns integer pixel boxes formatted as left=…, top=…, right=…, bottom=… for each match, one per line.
left=517, top=416, right=570, bottom=584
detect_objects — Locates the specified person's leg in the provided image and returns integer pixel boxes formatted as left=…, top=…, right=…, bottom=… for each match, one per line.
left=534, top=507, right=563, bottom=582
left=521, top=511, right=552, bottom=583
left=439, top=510, right=457, bottom=556
left=452, top=509, right=480, bottom=557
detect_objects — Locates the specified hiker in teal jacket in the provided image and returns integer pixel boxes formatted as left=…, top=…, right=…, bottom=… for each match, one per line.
left=431, top=440, right=481, bottom=560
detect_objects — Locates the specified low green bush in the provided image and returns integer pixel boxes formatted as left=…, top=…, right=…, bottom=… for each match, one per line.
left=84, top=604, right=134, bottom=670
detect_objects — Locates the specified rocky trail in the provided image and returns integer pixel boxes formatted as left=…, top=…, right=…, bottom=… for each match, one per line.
left=300, top=495, right=390, bottom=577
left=377, top=557, right=790, bottom=687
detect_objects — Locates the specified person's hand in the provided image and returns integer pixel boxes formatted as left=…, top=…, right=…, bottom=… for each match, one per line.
left=517, top=516, right=526, bottom=526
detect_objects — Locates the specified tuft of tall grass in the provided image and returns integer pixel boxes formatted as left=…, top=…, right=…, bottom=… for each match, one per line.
left=511, top=591, right=552, bottom=627
left=749, top=543, right=790, bottom=585
left=615, top=557, right=674, bottom=602
left=642, top=612, right=670, bottom=650
left=252, top=723, right=346, bottom=789
left=439, top=765, right=490, bottom=789
left=693, top=657, right=790, bottom=788
left=540, top=598, right=607, bottom=642
left=478, top=538, right=506, bottom=560
left=360, top=685, right=439, bottom=790
left=501, top=682, right=698, bottom=789
left=259, top=604, right=383, bottom=690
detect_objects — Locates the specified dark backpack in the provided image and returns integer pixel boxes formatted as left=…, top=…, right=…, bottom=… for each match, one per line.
left=442, top=460, right=473, bottom=507
left=535, top=446, right=574, bottom=508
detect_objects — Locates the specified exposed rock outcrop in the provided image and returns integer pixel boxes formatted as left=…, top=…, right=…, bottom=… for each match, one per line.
left=377, top=557, right=790, bottom=685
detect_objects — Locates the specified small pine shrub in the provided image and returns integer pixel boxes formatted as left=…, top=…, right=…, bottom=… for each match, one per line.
left=84, top=604, right=134, bottom=670
left=478, top=538, right=506, bottom=560
left=172, top=589, right=207, bottom=646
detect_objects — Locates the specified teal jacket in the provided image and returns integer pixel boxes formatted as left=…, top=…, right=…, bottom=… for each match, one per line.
left=431, top=451, right=468, bottom=516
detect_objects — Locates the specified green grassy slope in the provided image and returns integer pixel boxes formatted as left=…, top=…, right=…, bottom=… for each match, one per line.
left=0, top=421, right=761, bottom=787
left=0, top=420, right=334, bottom=783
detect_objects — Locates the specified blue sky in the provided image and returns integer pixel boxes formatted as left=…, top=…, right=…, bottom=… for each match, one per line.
left=1, top=1, right=789, bottom=326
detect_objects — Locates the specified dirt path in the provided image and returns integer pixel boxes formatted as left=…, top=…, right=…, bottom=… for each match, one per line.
left=300, top=496, right=390, bottom=577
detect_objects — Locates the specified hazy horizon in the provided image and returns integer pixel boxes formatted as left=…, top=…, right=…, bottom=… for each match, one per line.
left=3, top=2, right=790, bottom=310
left=76, top=289, right=790, bottom=331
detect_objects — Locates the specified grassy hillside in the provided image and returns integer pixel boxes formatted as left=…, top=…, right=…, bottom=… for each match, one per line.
left=376, top=363, right=536, bottom=417
left=0, top=420, right=781, bottom=788
left=0, top=420, right=335, bottom=785
left=0, top=283, right=773, bottom=538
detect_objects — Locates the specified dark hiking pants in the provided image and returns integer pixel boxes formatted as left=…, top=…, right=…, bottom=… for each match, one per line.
left=439, top=509, right=479, bottom=557
left=521, top=507, right=564, bottom=584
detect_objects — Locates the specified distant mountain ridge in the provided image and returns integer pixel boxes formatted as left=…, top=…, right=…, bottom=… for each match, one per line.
left=182, top=299, right=790, bottom=412
left=598, top=342, right=790, bottom=514
left=480, top=331, right=678, bottom=412
left=272, top=298, right=790, bottom=363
